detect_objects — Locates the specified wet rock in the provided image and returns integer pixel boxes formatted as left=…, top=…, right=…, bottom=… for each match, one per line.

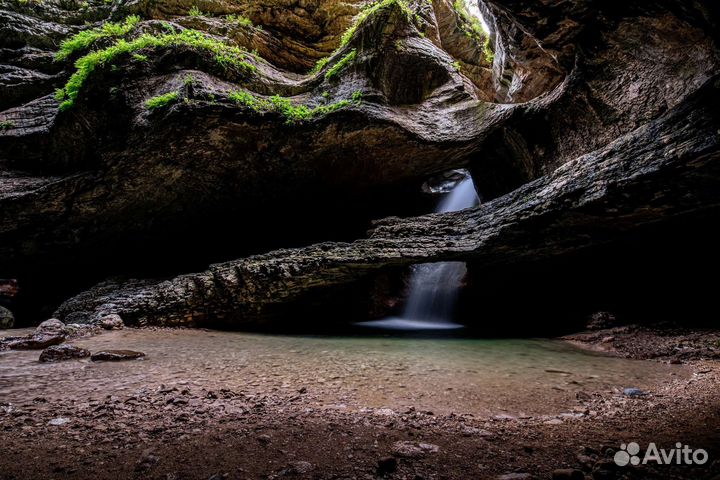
left=62, top=323, right=101, bottom=339
left=0, top=306, right=13, bottom=329
left=377, top=456, right=397, bottom=476
left=90, top=350, right=145, bottom=361
left=552, top=469, right=584, bottom=480
left=98, top=314, right=124, bottom=330
left=35, top=318, right=65, bottom=336
left=3, top=332, right=65, bottom=350
left=39, top=344, right=91, bottom=362
left=391, top=441, right=440, bottom=458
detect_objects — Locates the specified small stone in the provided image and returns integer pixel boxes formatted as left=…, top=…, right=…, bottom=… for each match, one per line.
left=5, top=332, right=65, bottom=350
left=48, top=417, right=70, bottom=426
left=391, top=441, right=440, bottom=458
left=377, top=457, right=397, bottom=476
left=496, top=474, right=534, bottom=480
left=622, top=387, right=645, bottom=397
left=91, top=350, right=145, bottom=361
left=99, top=314, right=124, bottom=330
left=544, top=418, right=564, bottom=425
left=0, top=306, right=14, bottom=329
left=39, top=344, right=91, bottom=362
left=552, top=469, right=584, bottom=480
left=35, top=318, right=65, bottom=336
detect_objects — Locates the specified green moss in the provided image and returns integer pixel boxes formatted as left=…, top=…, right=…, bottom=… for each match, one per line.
left=145, top=91, right=179, bottom=110
left=228, top=89, right=363, bottom=124
left=310, top=57, right=329, bottom=75
left=226, top=14, right=255, bottom=28
left=132, top=53, right=148, bottom=62
left=451, top=60, right=461, bottom=71
left=57, top=29, right=255, bottom=111
left=452, top=0, right=493, bottom=63
left=325, top=49, right=356, bottom=81
left=310, top=0, right=415, bottom=75
left=340, top=0, right=413, bottom=48
left=55, top=15, right=141, bottom=61
left=188, top=5, right=203, bottom=17
left=0, top=120, right=14, bottom=131
left=183, top=73, right=195, bottom=86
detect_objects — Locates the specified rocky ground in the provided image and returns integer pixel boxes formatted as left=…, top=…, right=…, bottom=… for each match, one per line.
left=1, top=323, right=719, bottom=480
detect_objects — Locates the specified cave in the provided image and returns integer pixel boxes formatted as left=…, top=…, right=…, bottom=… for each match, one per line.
left=1, top=0, right=720, bottom=478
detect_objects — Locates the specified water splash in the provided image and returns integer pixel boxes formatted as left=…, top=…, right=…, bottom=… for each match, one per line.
left=356, top=175, right=480, bottom=331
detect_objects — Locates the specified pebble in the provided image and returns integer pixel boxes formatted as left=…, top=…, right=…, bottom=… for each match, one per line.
left=622, top=387, right=645, bottom=397
left=48, top=417, right=70, bottom=426
left=91, top=350, right=145, bottom=361
left=496, top=473, right=534, bottom=480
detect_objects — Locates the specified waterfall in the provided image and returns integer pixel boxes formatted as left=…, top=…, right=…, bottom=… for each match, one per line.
left=356, top=175, right=479, bottom=330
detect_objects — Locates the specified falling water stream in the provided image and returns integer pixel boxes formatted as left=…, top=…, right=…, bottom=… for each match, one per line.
left=356, top=176, right=480, bottom=330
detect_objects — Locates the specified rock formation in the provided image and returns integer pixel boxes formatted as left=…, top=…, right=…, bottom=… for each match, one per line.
left=1, top=0, right=718, bottom=326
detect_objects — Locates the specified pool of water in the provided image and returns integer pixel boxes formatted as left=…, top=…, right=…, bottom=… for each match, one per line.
left=0, top=329, right=688, bottom=417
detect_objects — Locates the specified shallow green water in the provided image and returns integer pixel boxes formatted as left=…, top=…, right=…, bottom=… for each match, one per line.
left=0, top=329, right=688, bottom=417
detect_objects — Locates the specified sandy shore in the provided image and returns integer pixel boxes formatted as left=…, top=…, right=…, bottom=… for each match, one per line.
left=1, top=326, right=719, bottom=479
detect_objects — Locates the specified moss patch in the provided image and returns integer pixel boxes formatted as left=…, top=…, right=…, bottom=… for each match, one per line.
left=228, top=90, right=362, bottom=124
left=452, top=0, right=493, bottom=63
left=55, top=15, right=141, bottom=61
left=310, top=0, right=415, bottom=75
left=325, top=49, right=356, bottom=81
left=145, top=91, right=179, bottom=110
left=56, top=29, right=255, bottom=111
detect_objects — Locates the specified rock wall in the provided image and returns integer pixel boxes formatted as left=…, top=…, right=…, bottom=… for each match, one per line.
left=0, top=0, right=718, bottom=325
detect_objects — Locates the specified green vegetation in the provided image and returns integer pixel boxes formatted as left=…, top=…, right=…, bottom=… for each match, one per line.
left=183, top=73, right=195, bottom=86
left=0, top=120, right=14, bottom=131
left=55, top=15, right=141, bottom=61
left=188, top=5, right=203, bottom=17
left=56, top=29, right=255, bottom=111
left=228, top=89, right=363, bottom=123
left=226, top=14, right=255, bottom=28
left=451, top=60, right=461, bottom=71
left=145, top=91, right=179, bottom=110
left=310, top=0, right=416, bottom=75
left=132, top=53, right=148, bottom=62
left=310, top=57, right=330, bottom=75
left=340, top=0, right=413, bottom=47
left=452, top=0, right=493, bottom=63
left=325, top=49, right=356, bottom=81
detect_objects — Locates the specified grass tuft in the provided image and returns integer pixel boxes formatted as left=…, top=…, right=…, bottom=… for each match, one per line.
left=55, top=15, right=141, bottom=61
left=0, top=120, right=14, bottom=131
left=188, top=5, right=203, bottom=17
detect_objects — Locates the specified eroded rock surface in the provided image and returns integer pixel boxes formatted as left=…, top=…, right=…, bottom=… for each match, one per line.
left=1, top=0, right=718, bottom=324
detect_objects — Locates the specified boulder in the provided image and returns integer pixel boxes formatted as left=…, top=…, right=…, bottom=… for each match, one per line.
left=39, top=344, right=91, bottom=362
